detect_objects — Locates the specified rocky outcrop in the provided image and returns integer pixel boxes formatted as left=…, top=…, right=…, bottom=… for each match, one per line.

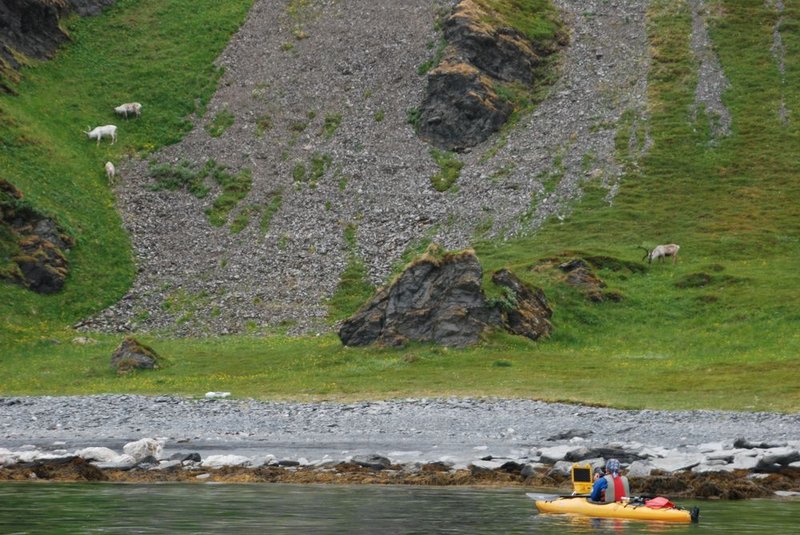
left=0, top=178, right=74, bottom=293
left=557, top=258, right=623, bottom=302
left=417, top=0, right=565, bottom=150
left=338, top=246, right=552, bottom=347
left=418, top=58, right=512, bottom=151
left=2, top=435, right=799, bottom=499
left=491, top=268, right=552, bottom=340
left=338, top=247, right=500, bottom=347
left=0, top=0, right=70, bottom=70
left=110, top=336, right=162, bottom=374
left=0, top=0, right=115, bottom=91
left=532, top=254, right=642, bottom=303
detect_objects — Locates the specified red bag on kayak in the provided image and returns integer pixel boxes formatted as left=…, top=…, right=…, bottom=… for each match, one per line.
left=645, top=497, right=675, bottom=509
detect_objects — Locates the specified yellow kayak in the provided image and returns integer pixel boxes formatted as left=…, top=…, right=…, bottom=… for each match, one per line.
left=528, top=494, right=699, bottom=523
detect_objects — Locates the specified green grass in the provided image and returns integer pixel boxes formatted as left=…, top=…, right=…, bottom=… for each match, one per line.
left=417, top=36, right=447, bottom=76
left=1, top=1, right=799, bottom=412
left=327, top=223, right=375, bottom=323
left=430, top=149, right=464, bottom=192
left=474, top=0, right=564, bottom=47
left=148, top=159, right=211, bottom=198
left=205, top=108, right=235, bottom=138
left=1, top=331, right=796, bottom=411
left=0, top=0, right=253, bottom=341
left=322, top=113, right=342, bottom=138
left=260, top=190, right=283, bottom=233
left=470, top=0, right=800, bottom=407
left=206, top=167, right=252, bottom=227
left=230, top=205, right=260, bottom=234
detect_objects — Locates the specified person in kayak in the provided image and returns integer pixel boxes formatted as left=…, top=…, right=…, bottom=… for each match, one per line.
left=590, top=458, right=631, bottom=503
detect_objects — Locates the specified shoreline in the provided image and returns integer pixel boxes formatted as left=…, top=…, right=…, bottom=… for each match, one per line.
left=2, top=455, right=799, bottom=501
left=2, top=395, right=799, bottom=499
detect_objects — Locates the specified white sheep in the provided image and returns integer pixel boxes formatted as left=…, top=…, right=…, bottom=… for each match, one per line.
left=84, top=125, right=117, bottom=146
left=105, top=161, right=116, bottom=181
left=641, top=244, right=680, bottom=264
left=114, top=102, right=142, bottom=119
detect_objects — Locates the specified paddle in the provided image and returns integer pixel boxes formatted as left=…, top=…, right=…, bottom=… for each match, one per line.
left=525, top=492, right=589, bottom=502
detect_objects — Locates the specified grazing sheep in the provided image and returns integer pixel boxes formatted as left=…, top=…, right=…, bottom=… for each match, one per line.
left=105, top=161, right=115, bottom=181
left=84, top=125, right=117, bottom=146
left=640, top=244, right=680, bottom=264
left=114, top=102, right=142, bottom=119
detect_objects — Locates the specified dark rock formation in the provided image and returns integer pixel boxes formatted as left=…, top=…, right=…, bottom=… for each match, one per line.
left=442, top=1, right=543, bottom=85
left=1, top=178, right=74, bottom=293
left=418, top=59, right=513, bottom=151
left=554, top=257, right=625, bottom=303
left=352, top=454, right=393, bottom=470
left=491, top=268, right=552, bottom=340
left=338, top=246, right=553, bottom=348
left=417, top=0, right=564, bottom=151
left=13, top=221, right=72, bottom=294
left=0, top=0, right=115, bottom=91
left=734, top=438, right=783, bottom=450
left=565, top=446, right=644, bottom=464
left=558, top=258, right=610, bottom=302
left=0, top=0, right=70, bottom=64
left=22, top=456, right=108, bottom=481
left=110, top=336, right=162, bottom=374
left=339, top=247, right=500, bottom=347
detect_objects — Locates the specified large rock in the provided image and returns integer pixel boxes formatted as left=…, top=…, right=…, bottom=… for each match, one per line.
left=627, top=460, right=654, bottom=478
left=123, top=438, right=164, bottom=462
left=650, top=453, right=706, bottom=473
left=0, top=0, right=70, bottom=66
left=201, top=455, right=253, bottom=468
left=566, top=446, right=642, bottom=464
left=442, top=0, right=545, bottom=85
left=110, top=337, right=162, bottom=374
left=760, top=447, right=800, bottom=466
left=491, top=268, right=552, bottom=340
left=352, top=454, right=392, bottom=470
left=75, top=447, right=121, bottom=463
left=0, top=0, right=116, bottom=91
left=538, top=445, right=576, bottom=464
left=338, top=247, right=500, bottom=347
left=339, top=246, right=554, bottom=347
left=1, top=179, right=74, bottom=293
left=417, top=59, right=513, bottom=151
left=558, top=258, right=623, bottom=303
left=416, top=0, right=564, bottom=150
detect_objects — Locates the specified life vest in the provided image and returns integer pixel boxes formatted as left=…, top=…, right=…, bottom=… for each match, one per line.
left=602, top=474, right=630, bottom=503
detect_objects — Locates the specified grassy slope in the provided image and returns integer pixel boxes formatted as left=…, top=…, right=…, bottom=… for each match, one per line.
left=477, top=0, right=800, bottom=406
left=0, top=0, right=254, bottom=339
left=1, top=1, right=798, bottom=411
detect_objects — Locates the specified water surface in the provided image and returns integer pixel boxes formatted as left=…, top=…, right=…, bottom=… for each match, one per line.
left=1, top=483, right=797, bottom=534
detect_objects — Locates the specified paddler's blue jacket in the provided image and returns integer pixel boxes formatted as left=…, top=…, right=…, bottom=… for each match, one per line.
left=590, top=473, right=630, bottom=502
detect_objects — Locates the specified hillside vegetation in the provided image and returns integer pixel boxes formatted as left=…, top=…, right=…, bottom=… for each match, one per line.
left=1, top=0, right=798, bottom=411
left=0, top=0, right=254, bottom=334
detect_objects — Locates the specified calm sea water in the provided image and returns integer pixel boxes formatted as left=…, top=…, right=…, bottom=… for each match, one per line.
left=0, top=483, right=798, bottom=534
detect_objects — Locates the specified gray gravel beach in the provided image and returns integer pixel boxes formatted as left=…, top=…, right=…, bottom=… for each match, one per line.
left=2, top=396, right=798, bottom=465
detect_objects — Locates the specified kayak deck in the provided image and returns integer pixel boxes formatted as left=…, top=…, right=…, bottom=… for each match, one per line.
left=529, top=494, right=698, bottom=523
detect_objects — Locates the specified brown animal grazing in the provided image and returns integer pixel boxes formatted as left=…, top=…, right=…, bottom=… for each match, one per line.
left=640, top=244, right=680, bottom=264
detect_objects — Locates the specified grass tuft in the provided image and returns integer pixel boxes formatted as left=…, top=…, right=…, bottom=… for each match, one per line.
left=430, top=149, right=464, bottom=192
